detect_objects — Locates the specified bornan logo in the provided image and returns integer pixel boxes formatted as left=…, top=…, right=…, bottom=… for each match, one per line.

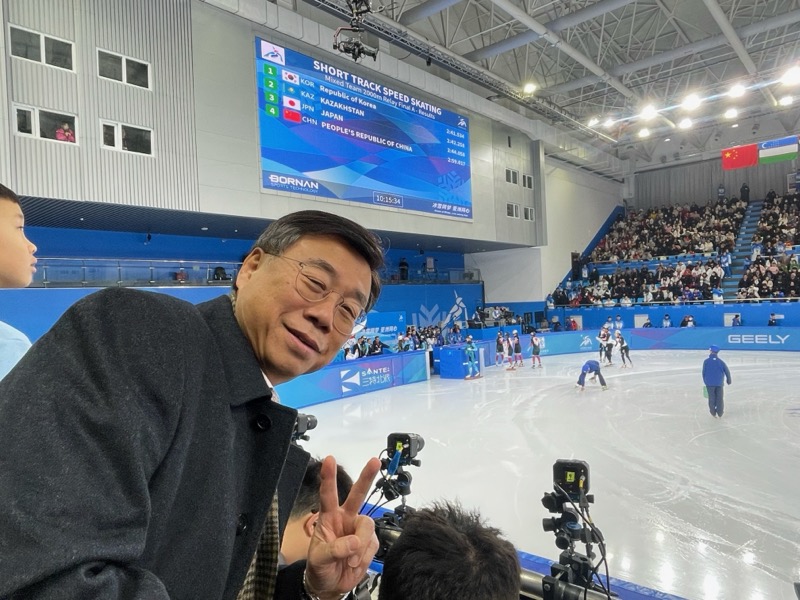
left=727, top=334, right=790, bottom=345
left=267, top=174, right=320, bottom=191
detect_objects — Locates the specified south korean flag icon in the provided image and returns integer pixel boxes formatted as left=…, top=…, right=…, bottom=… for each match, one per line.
left=282, top=70, right=300, bottom=84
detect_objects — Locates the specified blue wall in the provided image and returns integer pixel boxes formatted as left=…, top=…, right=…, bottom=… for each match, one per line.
left=529, top=327, right=798, bottom=356
left=27, top=227, right=254, bottom=261
left=553, top=303, right=800, bottom=329
left=0, top=282, right=484, bottom=343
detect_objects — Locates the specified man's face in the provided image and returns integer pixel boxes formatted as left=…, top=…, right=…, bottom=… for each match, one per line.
left=0, top=200, right=37, bottom=288
left=234, top=234, right=372, bottom=385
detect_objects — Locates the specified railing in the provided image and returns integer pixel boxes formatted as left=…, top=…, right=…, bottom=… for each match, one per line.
left=29, top=258, right=482, bottom=288
left=30, top=258, right=240, bottom=288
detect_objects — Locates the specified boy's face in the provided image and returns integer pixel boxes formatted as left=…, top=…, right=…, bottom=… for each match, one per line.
left=0, top=199, right=37, bottom=288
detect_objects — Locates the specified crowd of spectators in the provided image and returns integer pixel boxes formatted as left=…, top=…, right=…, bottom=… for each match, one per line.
left=734, top=191, right=800, bottom=301
left=551, top=259, right=726, bottom=306
left=589, top=197, right=746, bottom=262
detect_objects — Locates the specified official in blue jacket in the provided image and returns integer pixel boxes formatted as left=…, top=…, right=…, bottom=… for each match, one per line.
left=702, top=345, right=732, bottom=417
left=576, top=360, right=607, bottom=391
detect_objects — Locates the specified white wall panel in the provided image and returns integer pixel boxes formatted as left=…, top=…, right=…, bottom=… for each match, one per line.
left=4, top=0, right=198, bottom=210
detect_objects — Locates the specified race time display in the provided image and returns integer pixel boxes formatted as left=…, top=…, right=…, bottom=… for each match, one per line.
left=255, top=38, right=472, bottom=219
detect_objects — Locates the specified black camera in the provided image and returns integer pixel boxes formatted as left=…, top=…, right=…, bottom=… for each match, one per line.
left=540, top=459, right=613, bottom=600
left=335, top=37, right=378, bottom=62
left=386, top=432, right=424, bottom=466
left=291, top=413, right=317, bottom=443
left=362, top=433, right=425, bottom=554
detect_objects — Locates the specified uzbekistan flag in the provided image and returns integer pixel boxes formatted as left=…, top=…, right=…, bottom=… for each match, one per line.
left=758, top=135, right=799, bottom=165
left=721, top=144, right=758, bottom=170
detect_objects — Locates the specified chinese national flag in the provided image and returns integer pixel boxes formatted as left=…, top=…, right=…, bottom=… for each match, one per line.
left=721, top=144, right=758, bottom=170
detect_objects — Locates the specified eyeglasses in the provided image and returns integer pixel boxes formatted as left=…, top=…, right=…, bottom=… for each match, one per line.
left=267, top=252, right=367, bottom=336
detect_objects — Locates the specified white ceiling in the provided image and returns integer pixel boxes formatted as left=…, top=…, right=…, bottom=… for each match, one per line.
left=307, top=0, right=800, bottom=169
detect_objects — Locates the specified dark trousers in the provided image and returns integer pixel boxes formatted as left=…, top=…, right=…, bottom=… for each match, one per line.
left=578, top=369, right=606, bottom=387
left=707, top=386, right=724, bottom=416
left=620, top=346, right=631, bottom=365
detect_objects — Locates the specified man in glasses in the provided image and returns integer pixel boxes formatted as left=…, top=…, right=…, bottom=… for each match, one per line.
left=0, top=210, right=384, bottom=600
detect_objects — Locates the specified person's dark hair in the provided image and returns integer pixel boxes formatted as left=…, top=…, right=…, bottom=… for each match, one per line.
left=0, top=184, right=20, bottom=205
left=289, top=457, right=353, bottom=520
left=378, top=501, right=520, bottom=600
left=242, top=210, right=384, bottom=311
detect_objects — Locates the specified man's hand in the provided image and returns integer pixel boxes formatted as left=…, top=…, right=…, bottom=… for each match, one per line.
left=305, top=455, right=381, bottom=599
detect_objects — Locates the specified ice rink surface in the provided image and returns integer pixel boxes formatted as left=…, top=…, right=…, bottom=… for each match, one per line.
left=303, top=350, right=800, bottom=600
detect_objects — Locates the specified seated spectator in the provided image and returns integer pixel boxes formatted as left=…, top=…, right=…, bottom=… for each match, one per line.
left=370, top=335, right=390, bottom=355
left=377, top=502, right=520, bottom=600
left=768, top=313, right=778, bottom=326
left=212, top=266, right=231, bottom=281
left=396, top=334, right=410, bottom=352
left=54, top=122, right=75, bottom=143
left=732, top=314, right=742, bottom=326
left=280, top=457, right=353, bottom=566
left=642, top=316, right=653, bottom=328
left=662, top=314, right=673, bottom=328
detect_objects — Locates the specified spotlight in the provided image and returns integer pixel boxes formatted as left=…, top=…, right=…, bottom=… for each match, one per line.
left=426, top=54, right=432, bottom=67
left=682, top=94, right=702, bottom=110
left=779, top=95, right=794, bottom=106
left=603, top=118, right=615, bottom=129
left=729, top=84, right=746, bottom=98
left=523, top=82, right=537, bottom=95
left=638, top=128, right=650, bottom=138
left=724, top=108, right=738, bottom=119
left=640, top=105, right=657, bottom=120
left=678, top=118, right=693, bottom=129
left=587, top=117, right=600, bottom=127
left=781, top=66, right=800, bottom=86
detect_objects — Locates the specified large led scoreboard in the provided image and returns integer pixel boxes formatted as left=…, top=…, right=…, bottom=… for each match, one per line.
left=255, top=38, right=473, bottom=219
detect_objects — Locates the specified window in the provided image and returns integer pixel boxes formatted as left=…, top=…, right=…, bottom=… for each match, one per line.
left=524, top=207, right=535, bottom=221
left=40, top=111, right=76, bottom=142
left=16, top=107, right=33, bottom=135
left=14, top=105, right=77, bottom=143
left=506, top=202, right=520, bottom=218
left=505, top=168, right=519, bottom=185
left=98, top=51, right=123, bottom=81
left=523, top=174, right=533, bottom=189
left=98, top=49, right=150, bottom=89
left=102, top=120, right=153, bottom=155
left=9, top=26, right=73, bottom=70
left=10, top=28, right=40, bottom=61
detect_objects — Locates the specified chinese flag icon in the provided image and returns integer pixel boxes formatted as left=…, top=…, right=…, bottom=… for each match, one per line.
left=282, top=108, right=302, bottom=123
left=721, top=144, right=758, bottom=170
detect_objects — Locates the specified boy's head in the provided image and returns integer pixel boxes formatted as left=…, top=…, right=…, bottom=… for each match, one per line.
left=0, top=185, right=37, bottom=288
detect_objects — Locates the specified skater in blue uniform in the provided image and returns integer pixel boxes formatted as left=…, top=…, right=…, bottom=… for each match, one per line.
left=576, top=360, right=607, bottom=391
left=702, top=345, right=731, bottom=417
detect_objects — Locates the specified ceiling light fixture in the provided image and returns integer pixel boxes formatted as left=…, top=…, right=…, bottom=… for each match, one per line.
left=640, top=105, right=658, bottom=120
left=588, top=117, right=600, bottom=127
left=729, top=84, right=746, bottom=98
left=779, top=95, right=794, bottom=106
left=638, top=128, right=650, bottom=138
left=682, top=94, right=702, bottom=110
left=678, top=118, right=692, bottom=129
left=603, top=118, right=615, bottom=129
left=523, top=82, right=537, bottom=95
left=724, top=108, right=738, bottom=119
left=780, top=66, right=800, bottom=86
